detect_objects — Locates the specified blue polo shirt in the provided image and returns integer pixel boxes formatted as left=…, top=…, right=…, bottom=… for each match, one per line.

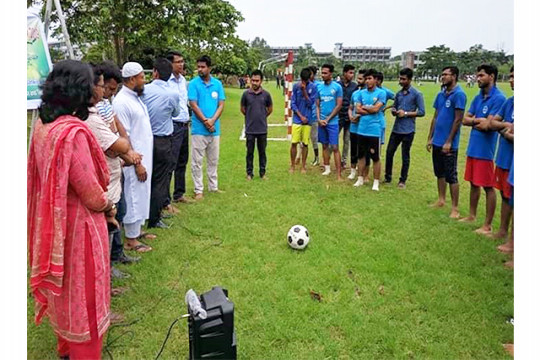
left=392, top=86, right=426, bottom=134
left=188, top=76, right=226, bottom=136
left=350, top=89, right=362, bottom=134
left=495, top=96, right=514, bottom=170
left=142, top=79, right=180, bottom=136
left=466, top=86, right=506, bottom=160
left=432, top=85, right=467, bottom=149
left=317, top=81, right=343, bottom=125
left=356, top=87, right=386, bottom=137
left=291, top=81, right=318, bottom=124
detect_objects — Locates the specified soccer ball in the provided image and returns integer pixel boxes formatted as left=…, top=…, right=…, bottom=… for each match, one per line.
left=287, top=225, right=310, bottom=250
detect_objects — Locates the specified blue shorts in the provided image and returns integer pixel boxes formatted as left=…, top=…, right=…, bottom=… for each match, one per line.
left=318, top=123, right=339, bottom=145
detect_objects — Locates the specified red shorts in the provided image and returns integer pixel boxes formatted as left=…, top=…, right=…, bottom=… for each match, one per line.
left=494, top=166, right=512, bottom=199
left=464, top=157, right=495, bottom=187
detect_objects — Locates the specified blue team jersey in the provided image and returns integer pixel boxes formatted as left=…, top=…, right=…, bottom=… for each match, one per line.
left=317, top=81, right=343, bottom=125
left=432, top=85, right=467, bottom=149
left=466, top=86, right=506, bottom=160
left=356, top=87, right=387, bottom=137
left=495, top=96, right=514, bottom=169
left=188, top=76, right=226, bottom=136
left=350, top=89, right=362, bottom=134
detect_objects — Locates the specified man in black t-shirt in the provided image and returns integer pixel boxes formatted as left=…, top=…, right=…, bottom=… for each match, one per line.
left=241, top=70, right=273, bottom=180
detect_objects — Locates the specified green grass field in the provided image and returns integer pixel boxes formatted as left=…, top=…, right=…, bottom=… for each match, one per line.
left=27, top=80, right=514, bottom=359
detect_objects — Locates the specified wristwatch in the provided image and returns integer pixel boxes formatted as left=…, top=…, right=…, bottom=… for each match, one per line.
left=404, top=111, right=408, bottom=117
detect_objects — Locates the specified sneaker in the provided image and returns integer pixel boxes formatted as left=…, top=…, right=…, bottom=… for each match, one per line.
left=398, top=182, right=406, bottom=189
left=111, top=266, right=130, bottom=279
left=311, top=157, right=319, bottom=166
left=322, top=167, right=331, bottom=176
left=347, top=170, right=357, bottom=180
left=116, top=253, right=141, bottom=265
left=353, top=177, right=364, bottom=187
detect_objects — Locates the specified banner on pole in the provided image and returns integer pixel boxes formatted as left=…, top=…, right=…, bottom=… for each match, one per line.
left=27, top=11, right=53, bottom=110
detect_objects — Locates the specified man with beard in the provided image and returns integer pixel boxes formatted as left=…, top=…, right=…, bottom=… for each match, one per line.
left=113, top=62, right=154, bottom=252
left=460, top=64, right=506, bottom=235
left=426, top=66, right=467, bottom=218
left=188, top=55, right=226, bottom=200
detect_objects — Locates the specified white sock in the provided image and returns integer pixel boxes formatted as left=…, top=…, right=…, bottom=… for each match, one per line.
left=322, top=165, right=331, bottom=175
left=372, top=179, right=380, bottom=191
left=353, top=176, right=364, bottom=187
left=348, top=169, right=357, bottom=179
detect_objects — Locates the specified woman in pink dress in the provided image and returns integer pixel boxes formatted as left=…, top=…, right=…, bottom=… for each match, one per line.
left=28, top=60, right=114, bottom=359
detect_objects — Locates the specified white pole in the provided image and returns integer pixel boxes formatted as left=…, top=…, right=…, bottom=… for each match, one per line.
left=53, top=0, right=75, bottom=60
left=43, top=0, right=53, bottom=39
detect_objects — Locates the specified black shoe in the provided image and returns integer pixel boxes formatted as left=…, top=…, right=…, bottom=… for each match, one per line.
left=148, top=220, right=170, bottom=229
left=111, top=266, right=131, bottom=279
left=383, top=178, right=392, bottom=184
left=117, top=253, right=141, bottom=265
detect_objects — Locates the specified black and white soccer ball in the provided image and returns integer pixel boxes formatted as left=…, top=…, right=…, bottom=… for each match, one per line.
left=287, top=225, right=310, bottom=250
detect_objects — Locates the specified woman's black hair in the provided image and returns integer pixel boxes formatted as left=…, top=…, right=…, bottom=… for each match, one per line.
left=39, top=60, right=94, bottom=123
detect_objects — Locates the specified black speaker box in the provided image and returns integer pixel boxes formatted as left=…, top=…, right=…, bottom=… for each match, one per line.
left=188, top=286, right=237, bottom=360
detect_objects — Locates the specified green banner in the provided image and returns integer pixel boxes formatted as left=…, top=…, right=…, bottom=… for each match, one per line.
left=27, top=13, right=53, bottom=110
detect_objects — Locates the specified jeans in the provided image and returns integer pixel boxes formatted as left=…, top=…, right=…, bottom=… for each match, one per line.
left=167, top=122, right=190, bottom=203
left=384, top=131, right=415, bottom=183
left=110, top=189, right=126, bottom=263
left=246, top=133, right=267, bottom=177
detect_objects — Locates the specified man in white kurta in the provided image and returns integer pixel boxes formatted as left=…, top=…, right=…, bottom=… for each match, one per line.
left=112, top=62, right=154, bottom=252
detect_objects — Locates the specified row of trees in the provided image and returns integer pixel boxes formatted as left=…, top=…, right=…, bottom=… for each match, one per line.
left=417, top=44, right=513, bottom=80
left=31, top=1, right=512, bottom=81
left=31, top=0, right=269, bottom=78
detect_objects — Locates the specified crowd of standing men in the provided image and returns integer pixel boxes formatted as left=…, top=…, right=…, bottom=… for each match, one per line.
left=273, top=63, right=514, bottom=266
left=27, top=51, right=514, bottom=358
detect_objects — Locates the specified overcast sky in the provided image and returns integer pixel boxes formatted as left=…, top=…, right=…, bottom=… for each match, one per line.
left=228, top=0, right=514, bottom=56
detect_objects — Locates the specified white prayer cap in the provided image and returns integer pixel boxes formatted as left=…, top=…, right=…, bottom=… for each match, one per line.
left=122, top=62, right=143, bottom=78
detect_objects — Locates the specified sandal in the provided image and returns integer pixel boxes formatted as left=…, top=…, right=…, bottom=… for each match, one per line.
left=138, top=232, right=157, bottom=240
left=124, top=242, right=152, bottom=253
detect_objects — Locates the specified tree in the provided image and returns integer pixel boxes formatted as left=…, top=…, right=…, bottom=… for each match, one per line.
left=36, top=0, right=244, bottom=67
left=417, top=45, right=457, bottom=79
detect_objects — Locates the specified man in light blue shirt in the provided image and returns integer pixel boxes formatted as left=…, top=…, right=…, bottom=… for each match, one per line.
left=166, top=50, right=192, bottom=205
left=142, top=58, right=180, bottom=228
left=316, top=64, right=343, bottom=179
left=188, top=55, right=226, bottom=200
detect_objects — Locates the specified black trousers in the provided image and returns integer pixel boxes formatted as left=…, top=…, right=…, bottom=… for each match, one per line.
left=246, top=133, right=267, bottom=177
left=166, top=122, right=190, bottom=203
left=384, top=131, right=415, bottom=183
left=149, top=135, right=172, bottom=227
